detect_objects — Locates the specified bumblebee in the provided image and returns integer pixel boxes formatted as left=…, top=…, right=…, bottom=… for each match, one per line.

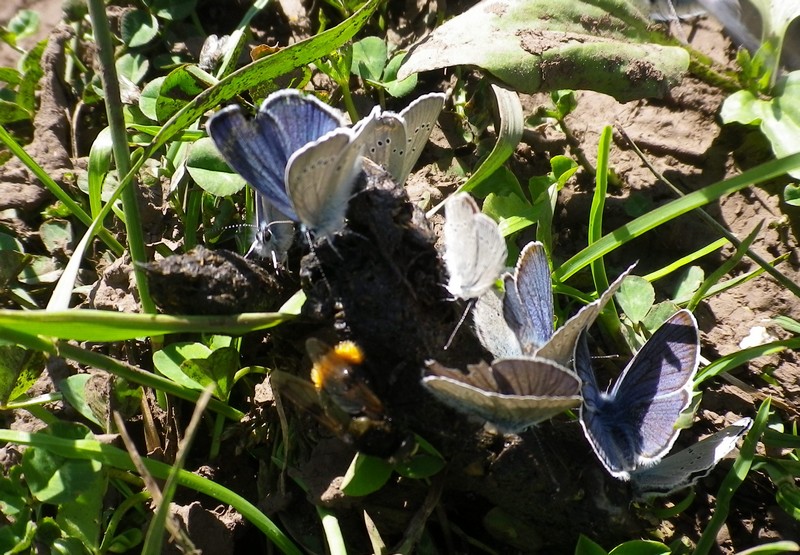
left=270, top=339, right=414, bottom=461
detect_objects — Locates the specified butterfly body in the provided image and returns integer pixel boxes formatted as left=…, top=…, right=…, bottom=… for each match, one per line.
left=248, top=196, right=294, bottom=266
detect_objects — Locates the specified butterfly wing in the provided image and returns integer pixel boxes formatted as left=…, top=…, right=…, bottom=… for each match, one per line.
left=575, top=330, right=633, bottom=478
left=259, top=89, right=346, bottom=154
left=207, top=104, right=297, bottom=220
left=422, top=357, right=580, bottom=434
left=285, top=128, right=363, bottom=237
left=503, top=241, right=554, bottom=354
left=537, top=263, right=635, bottom=367
left=473, top=288, right=523, bottom=359
left=396, top=92, right=445, bottom=184
left=579, top=309, right=700, bottom=479
left=443, top=193, right=507, bottom=300
left=609, top=309, right=699, bottom=462
left=352, top=106, right=408, bottom=182
left=207, top=90, right=346, bottom=221
left=630, top=417, right=753, bottom=500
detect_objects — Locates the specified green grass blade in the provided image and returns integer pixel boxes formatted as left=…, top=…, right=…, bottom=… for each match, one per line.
left=554, top=151, right=800, bottom=282
left=641, top=238, right=728, bottom=282
left=0, top=308, right=289, bottom=341
left=693, top=399, right=770, bottom=555
left=0, top=326, right=244, bottom=421
left=0, top=428, right=302, bottom=555
left=88, top=0, right=156, bottom=314
left=426, top=84, right=523, bottom=217
left=674, top=253, right=787, bottom=307
left=696, top=337, right=800, bottom=385
left=687, top=222, right=761, bottom=311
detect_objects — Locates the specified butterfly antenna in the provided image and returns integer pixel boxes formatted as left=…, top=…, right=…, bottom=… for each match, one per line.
left=528, top=427, right=562, bottom=492
left=443, top=298, right=477, bottom=350
left=303, top=228, right=336, bottom=297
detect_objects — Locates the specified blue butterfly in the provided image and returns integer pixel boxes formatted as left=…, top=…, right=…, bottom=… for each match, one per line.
left=207, top=90, right=363, bottom=255
left=474, top=241, right=635, bottom=367
left=442, top=193, right=507, bottom=301
left=422, top=355, right=581, bottom=434
left=631, top=416, right=753, bottom=499
left=575, top=309, right=700, bottom=479
left=353, top=92, right=445, bottom=185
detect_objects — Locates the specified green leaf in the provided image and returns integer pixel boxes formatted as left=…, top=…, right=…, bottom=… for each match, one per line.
left=623, top=192, right=655, bottom=217
left=0, top=231, right=23, bottom=252
left=153, top=343, right=208, bottom=391
left=8, top=10, right=39, bottom=39
left=155, top=65, right=213, bottom=122
left=641, top=301, right=680, bottom=333
left=115, top=52, right=150, bottom=86
left=784, top=183, right=800, bottom=206
left=39, top=220, right=73, bottom=256
left=399, top=0, right=688, bottom=101
left=21, top=422, right=102, bottom=505
left=0, top=98, right=32, bottom=123
left=17, top=40, right=45, bottom=114
left=120, top=9, right=159, bottom=48
left=186, top=137, right=247, bottom=196
left=150, top=0, right=197, bottom=21
left=179, top=347, right=239, bottom=399
left=139, top=76, right=166, bottom=121
left=341, top=453, right=393, bottom=496
left=55, top=466, right=106, bottom=550
left=0, top=466, right=30, bottom=517
left=351, top=36, right=387, bottom=82
left=672, top=265, right=704, bottom=300
left=550, top=155, right=579, bottom=185
left=720, top=70, right=800, bottom=178
left=482, top=168, right=541, bottom=238
left=59, top=374, right=103, bottom=427
left=0, top=513, right=36, bottom=552
left=382, top=52, right=417, bottom=97
left=773, top=315, right=800, bottom=335
left=614, top=275, right=654, bottom=324
left=0, top=251, right=25, bottom=285
left=88, top=127, right=114, bottom=217
left=0, top=345, right=45, bottom=405
left=738, top=541, right=800, bottom=555
left=17, top=255, right=62, bottom=284
left=106, top=528, right=144, bottom=552
left=575, top=535, right=608, bottom=555
left=393, top=452, right=445, bottom=479
left=608, top=540, right=670, bottom=555
left=483, top=507, right=542, bottom=551
left=453, top=85, right=523, bottom=198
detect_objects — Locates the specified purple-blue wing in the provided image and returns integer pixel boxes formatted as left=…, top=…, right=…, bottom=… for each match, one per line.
left=503, top=241, right=553, bottom=354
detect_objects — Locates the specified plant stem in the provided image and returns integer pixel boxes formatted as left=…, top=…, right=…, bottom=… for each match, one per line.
left=87, top=0, right=156, bottom=315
